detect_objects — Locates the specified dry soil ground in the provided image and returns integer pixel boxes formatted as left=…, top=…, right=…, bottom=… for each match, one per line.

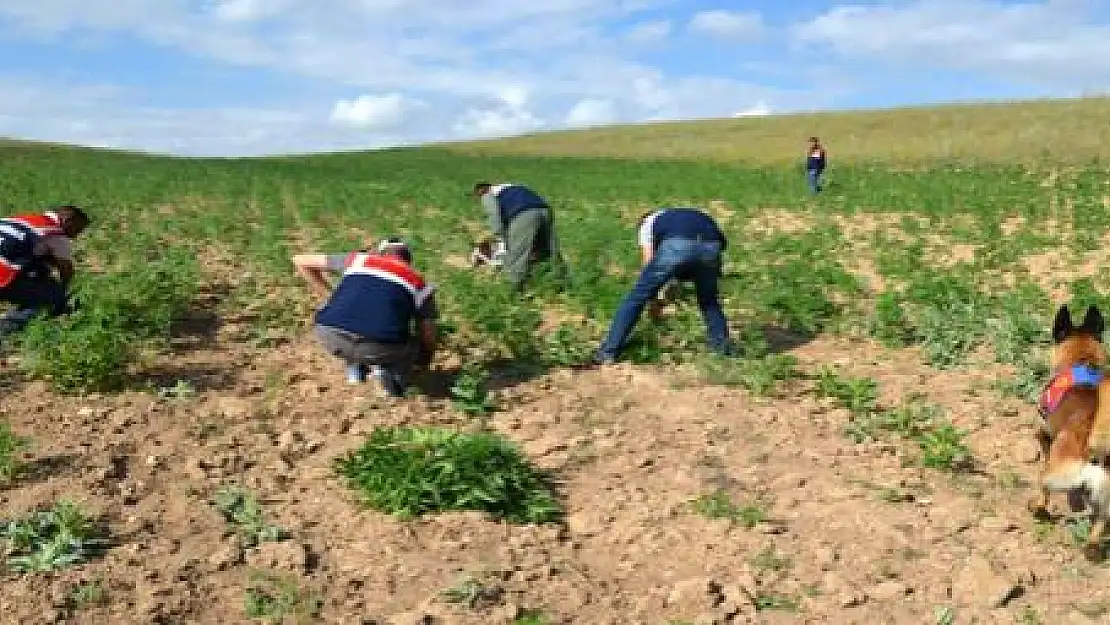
left=1, top=304, right=1108, bottom=625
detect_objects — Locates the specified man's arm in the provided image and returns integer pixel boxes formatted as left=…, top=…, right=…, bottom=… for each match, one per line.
left=36, top=236, right=75, bottom=285
left=414, top=293, right=439, bottom=368
left=481, top=194, right=503, bottom=235
left=637, top=212, right=657, bottom=266
left=292, top=254, right=341, bottom=300
left=42, top=256, right=76, bottom=286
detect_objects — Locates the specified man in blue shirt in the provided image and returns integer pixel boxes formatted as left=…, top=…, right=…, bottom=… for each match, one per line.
left=292, top=238, right=438, bottom=397
left=472, top=181, right=565, bottom=291
left=593, top=207, right=732, bottom=364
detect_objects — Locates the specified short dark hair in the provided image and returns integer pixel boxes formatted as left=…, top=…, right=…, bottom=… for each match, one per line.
left=638, top=210, right=655, bottom=227
left=53, top=204, right=89, bottom=225
left=471, top=181, right=492, bottom=196
left=376, top=237, right=413, bottom=263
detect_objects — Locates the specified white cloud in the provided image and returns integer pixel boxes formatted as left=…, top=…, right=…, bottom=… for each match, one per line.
left=0, top=2, right=831, bottom=154
left=210, top=0, right=292, bottom=22
left=688, top=10, right=766, bottom=41
left=329, top=93, right=418, bottom=128
left=623, top=20, right=672, bottom=45
left=733, top=101, right=771, bottom=117
left=565, top=99, right=617, bottom=127
left=792, top=0, right=1110, bottom=88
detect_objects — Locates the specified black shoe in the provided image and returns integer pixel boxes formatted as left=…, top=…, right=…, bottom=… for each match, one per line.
left=710, top=341, right=739, bottom=357
left=380, top=369, right=408, bottom=398
left=590, top=351, right=616, bottom=366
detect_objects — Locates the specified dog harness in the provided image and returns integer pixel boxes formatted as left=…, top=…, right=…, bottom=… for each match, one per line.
left=1038, top=364, right=1104, bottom=417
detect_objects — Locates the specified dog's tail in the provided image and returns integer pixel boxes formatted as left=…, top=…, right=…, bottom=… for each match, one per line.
left=1089, top=381, right=1110, bottom=459
left=1045, top=459, right=1109, bottom=495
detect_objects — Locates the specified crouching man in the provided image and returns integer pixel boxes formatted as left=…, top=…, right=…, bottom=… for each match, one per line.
left=292, top=238, right=438, bottom=397
left=0, top=205, right=90, bottom=337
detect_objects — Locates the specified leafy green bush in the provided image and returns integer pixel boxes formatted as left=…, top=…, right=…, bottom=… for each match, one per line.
left=0, top=420, right=29, bottom=482
left=212, top=486, right=287, bottom=547
left=19, top=316, right=130, bottom=393
left=1, top=500, right=108, bottom=572
left=334, top=426, right=561, bottom=523
left=17, top=250, right=199, bottom=394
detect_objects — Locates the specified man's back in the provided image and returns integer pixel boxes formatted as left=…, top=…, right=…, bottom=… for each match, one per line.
left=640, top=208, right=726, bottom=250
left=316, top=252, right=433, bottom=343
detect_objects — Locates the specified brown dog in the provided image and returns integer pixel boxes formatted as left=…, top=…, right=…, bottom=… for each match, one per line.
left=1028, top=304, right=1110, bottom=560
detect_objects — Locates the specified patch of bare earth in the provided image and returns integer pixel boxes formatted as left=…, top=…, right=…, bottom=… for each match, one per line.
left=743, top=209, right=814, bottom=237
left=1021, top=227, right=1110, bottom=300
left=3, top=315, right=1110, bottom=624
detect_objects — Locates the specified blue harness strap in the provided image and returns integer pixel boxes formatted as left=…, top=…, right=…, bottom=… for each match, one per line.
left=1039, top=364, right=1104, bottom=417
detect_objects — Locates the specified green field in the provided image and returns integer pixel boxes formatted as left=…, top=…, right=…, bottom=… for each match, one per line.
left=2, top=96, right=1110, bottom=623
left=4, top=99, right=1109, bottom=391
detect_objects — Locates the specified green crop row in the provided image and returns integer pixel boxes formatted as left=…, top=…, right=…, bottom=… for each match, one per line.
left=0, top=143, right=1106, bottom=393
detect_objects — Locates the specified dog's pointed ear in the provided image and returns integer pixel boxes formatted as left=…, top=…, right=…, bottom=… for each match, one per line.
left=1082, top=305, right=1106, bottom=339
left=1053, top=304, right=1073, bottom=343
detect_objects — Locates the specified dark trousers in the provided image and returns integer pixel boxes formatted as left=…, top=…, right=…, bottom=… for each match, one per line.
left=0, top=262, right=71, bottom=336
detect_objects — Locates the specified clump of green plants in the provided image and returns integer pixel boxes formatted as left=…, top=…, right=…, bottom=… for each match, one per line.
left=539, top=322, right=594, bottom=367
left=243, top=570, right=322, bottom=623
left=439, top=573, right=504, bottom=609
left=18, top=250, right=200, bottom=394
left=212, top=486, right=288, bottom=547
left=695, top=327, right=799, bottom=395
left=841, top=392, right=972, bottom=472
left=333, top=425, right=561, bottom=523
left=67, top=579, right=108, bottom=610
left=690, top=490, right=767, bottom=528
left=0, top=419, right=29, bottom=482
left=867, top=292, right=919, bottom=348
left=514, top=610, right=552, bottom=625
left=450, top=364, right=496, bottom=417
left=916, top=422, right=973, bottom=471
left=0, top=500, right=108, bottom=572
left=814, top=367, right=879, bottom=417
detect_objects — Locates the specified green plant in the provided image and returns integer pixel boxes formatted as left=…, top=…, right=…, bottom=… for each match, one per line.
left=243, top=570, right=322, bottom=623
left=540, top=322, right=593, bottom=367
left=212, top=486, right=288, bottom=547
left=1, top=500, right=108, bottom=572
left=16, top=251, right=199, bottom=394
left=450, top=364, right=495, bottom=416
left=514, top=610, right=551, bottom=625
left=333, top=425, right=560, bottom=523
left=696, top=352, right=799, bottom=395
left=439, top=574, right=503, bottom=609
left=814, top=368, right=879, bottom=416
left=752, top=593, right=798, bottom=612
left=916, top=423, right=972, bottom=471
left=0, top=419, right=29, bottom=482
left=68, top=579, right=108, bottom=610
left=690, top=490, right=767, bottom=528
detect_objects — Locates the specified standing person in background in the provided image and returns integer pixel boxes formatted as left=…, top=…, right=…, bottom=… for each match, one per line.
left=292, top=238, right=438, bottom=397
left=592, top=207, right=732, bottom=365
left=471, top=181, right=566, bottom=292
left=806, top=136, right=827, bottom=195
left=0, top=205, right=90, bottom=337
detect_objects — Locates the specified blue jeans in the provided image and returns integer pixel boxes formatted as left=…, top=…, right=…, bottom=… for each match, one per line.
left=806, top=168, right=823, bottom=194
left=598, top=238, right=729, bottom=359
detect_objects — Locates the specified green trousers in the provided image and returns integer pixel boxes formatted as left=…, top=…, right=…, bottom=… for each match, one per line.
left=503, top=208, right=566, bottom=291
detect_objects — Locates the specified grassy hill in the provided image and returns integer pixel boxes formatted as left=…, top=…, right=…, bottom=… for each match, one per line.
left=1, top=96, right=1110, bottom=623
left=443, top=96, right=1110, bottom=164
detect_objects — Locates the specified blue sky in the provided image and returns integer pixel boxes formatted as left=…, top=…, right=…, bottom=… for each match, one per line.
left=0, top=0, right=1107, bottom=156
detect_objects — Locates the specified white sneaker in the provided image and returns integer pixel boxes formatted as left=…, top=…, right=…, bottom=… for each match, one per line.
left=346, top=363, right=368, bottom=384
